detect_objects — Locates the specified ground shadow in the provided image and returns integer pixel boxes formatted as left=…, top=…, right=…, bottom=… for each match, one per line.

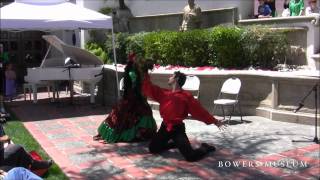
left=5, top=97, right=110, bottom=122
left=224, top=119, right=252, bottom=125
left=81, top=138, right=285, bottom=179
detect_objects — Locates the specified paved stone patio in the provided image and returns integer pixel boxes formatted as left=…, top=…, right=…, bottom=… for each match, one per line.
left=5, top=93, right=320, bottom=180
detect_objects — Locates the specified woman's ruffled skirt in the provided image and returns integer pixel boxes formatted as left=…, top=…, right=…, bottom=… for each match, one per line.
left=98, top=116, right=156, bottom=143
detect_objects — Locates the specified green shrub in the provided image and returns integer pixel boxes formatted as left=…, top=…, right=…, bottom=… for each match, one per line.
left=88, top=25, right=289, bottom=69
left=143, top=30, right=210, bottom=66
left=241, top=26, right=289, bottom=69
left=175, top=30, right=211, bottom=66
left=126, top=32, right=148, bottom=60
left=209, top=26, right=245, bottom=68
left=143, top=31, right=178, bottom=65
left=85, top=42, right=109, bottom=64
left=104, top=32, right=130, bottom=64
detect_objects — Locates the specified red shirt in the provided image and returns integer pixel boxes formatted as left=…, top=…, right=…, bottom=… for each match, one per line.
left=142, top=74, right=218, bottom=131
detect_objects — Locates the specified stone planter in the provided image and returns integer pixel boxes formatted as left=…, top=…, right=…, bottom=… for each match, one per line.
left=97, top=65, right=319, bottom=126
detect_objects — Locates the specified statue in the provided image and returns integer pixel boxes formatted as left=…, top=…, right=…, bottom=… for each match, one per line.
left=180, top=0, right=202, bottom=31
left=113, top=0, right=133, bottom=33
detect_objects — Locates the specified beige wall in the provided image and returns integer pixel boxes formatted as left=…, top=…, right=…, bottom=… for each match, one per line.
left=98, top=66, right=320, bottom=125
left=239, top=16, right=320, bottom=71
left=78, top=0, right=253, bottom=19
left=129, top=7, right=237, bottom=33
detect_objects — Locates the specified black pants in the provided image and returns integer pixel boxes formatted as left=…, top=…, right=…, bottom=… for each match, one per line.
left=2, top=144, right=33, bottom=169
left=149, top=122, right=209, bottom=162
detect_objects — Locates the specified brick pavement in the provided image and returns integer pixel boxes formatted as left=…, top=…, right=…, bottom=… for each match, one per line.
left=5, top=93, right=320, bottom=180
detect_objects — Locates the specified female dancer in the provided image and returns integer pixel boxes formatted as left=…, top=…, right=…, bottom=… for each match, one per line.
left=94, top=53, right=157, bottom=143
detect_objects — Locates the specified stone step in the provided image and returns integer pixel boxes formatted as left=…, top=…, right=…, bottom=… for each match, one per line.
left=256, top=107, right=320, bottom=126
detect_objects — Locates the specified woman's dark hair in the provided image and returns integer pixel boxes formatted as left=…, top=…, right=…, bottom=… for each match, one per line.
left=122, top=61, right=143, bottom=101
left=283, top=0, right=289, bottom=8
left=174, top=71, right=186, bottom=88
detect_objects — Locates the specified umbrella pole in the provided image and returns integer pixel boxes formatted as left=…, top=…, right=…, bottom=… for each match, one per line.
left=111, top=27, right=120, bottom=100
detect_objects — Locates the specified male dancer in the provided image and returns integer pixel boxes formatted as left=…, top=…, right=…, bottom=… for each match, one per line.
left=142, top=65, right=224, bottom=162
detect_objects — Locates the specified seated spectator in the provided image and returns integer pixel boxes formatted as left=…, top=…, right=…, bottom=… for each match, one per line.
left=0, top=124, right=53, bottom=172
left=282, top=0, right=291, bottom=17
left=257, top=0, right=272, bottom=18
left=290, top=0, right=305, bottom=16
left=0, top=167, right=43, bottom=180
left=305, top=0, right=320, bottom=15
left=265, top=0, right=276, bottom=17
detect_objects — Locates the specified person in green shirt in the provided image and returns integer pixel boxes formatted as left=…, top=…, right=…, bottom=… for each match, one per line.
left=0, top=45, right=8, bottom=64
left=289, top=0, right=305, bottom=16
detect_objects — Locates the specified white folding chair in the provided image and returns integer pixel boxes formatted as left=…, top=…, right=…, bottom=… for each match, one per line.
left=183, top=75, right=200, bottom=118
left=213, top=77, right=243, bottom=123
left=119, top=77, right=124, bottom=91
left=183, top=75, right=200, bottom=99
left=119, top=77, right=125, bottom=96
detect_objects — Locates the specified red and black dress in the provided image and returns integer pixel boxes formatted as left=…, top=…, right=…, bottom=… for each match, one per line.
left=97, top=69, right=157, bottom=143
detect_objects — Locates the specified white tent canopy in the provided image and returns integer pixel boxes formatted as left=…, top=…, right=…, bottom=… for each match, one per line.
left=0, top=0, right=113, bottom=30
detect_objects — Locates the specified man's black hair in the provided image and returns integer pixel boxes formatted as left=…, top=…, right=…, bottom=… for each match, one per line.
left=174, top=71, right=186, bottom=88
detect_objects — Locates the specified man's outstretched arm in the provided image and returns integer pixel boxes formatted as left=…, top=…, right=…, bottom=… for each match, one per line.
left=142, top=72, right=165, bottom=103
left=188, top=96, right=224, bottom=129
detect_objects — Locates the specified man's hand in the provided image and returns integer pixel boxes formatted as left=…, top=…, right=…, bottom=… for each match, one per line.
left=0, top=135, right=10, bottom=143
left=142, top=60, right=154, bottom=73
left=214, top=119, right=227, bottom=131
left=145, top=60, right=154, bottom=71
left=0, top=169, right=7, bottom=176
